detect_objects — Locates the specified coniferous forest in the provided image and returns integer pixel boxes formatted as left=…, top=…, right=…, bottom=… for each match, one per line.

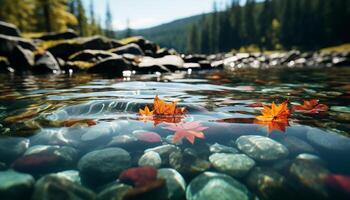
left=187, top=0, right=350, bottom=53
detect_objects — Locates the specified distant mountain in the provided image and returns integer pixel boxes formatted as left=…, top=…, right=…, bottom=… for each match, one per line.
left=117, top=14, right=207, bottom=53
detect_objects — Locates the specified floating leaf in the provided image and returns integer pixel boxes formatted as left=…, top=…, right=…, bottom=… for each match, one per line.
left=163, top=122, right=208, bottom=144
left=293, top=99, right=328, bottom=113
left=256, top=102, right=290, bottom=122
left=139, top=106, right=154, bottom=117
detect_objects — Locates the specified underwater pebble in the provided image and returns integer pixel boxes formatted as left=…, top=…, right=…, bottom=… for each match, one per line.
left=169, top=150, right=210, bottom=176
left=157, top=168, right=186, bottom=200
left=245, top=167, right=293, bottom=200
left=145, top=144, right=180, bottom=165
left=138, top=151, right=162, bottom=168
left=78, top=147, right=131, bottom=187
left=12, top=145, right=78, bottom=174
left=209, top=153, right=255, bottom=177
left=97, top=183, right=131, bottom=200
left=0, top=170, right=35, bottom=200
left=31, top=174, right=96, bottom=200
left=306, top=128, right=350, bottom=155
left=236, top=135, right=289, bottom=162
left=278, top=136, right=316, bottom=156
left=186, top=172, right=253, bottom=200
left=209, top=143, right=238, bottom=154
left=55, top=170, right=81, bottom=185
left=0, top=137, right=29, bottom=163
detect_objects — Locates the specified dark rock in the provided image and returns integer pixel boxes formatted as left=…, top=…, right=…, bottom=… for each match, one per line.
left=47, top=42, right=81, bottom=60
left=78, top=148, right=131, bottom=187
left=80, top=36, right=114, bottom=50
left=0, top=137, right=29, bottom=164
left=87, top=56, right=132, bottom=74
left=236, top=135, right=289, bottom=162
left=154, top=48, right=177, bottom=58
left=0, top=162, right=7, bottom=170
left=245, top=167, right=293, bottom=200
left=69, top=49, right=115, bottom=62
left=0, top=21, right=21, bottom=37
left=8, top=45, right=35, bottom=71
left=0, top=170, right=35, bottom=200
left=169, top=150, right=210, bottom=177
left=32, top=174, right=96, bottom=200
left=124, top=37, right=158, bottom=54
left=55, top=170, right=81, bottom=185
left=36, top=30, right=78, bottom=41
left=110, top=43, right=144, bottom=56
left=12, top=145, right=78, bottom=174
left=209, top=143, right=238, bottom=154
left=0, top=56, right=10, bottom=72
left=183, top=54, right=207, bottom=63
left=157, top=168, right=186, bottom=200
left=288, top=159, right=330, bottom=199
left=32, top=51, right=60, bottom=73
left=186, top=172, right=253, bottom=200
left=97, top=183, right=131, bottom=200
left=0, top=34, right=36, bottom=55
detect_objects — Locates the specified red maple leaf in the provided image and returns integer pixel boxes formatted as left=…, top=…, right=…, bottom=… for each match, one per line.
left=163, top=122, right=208, bottom=144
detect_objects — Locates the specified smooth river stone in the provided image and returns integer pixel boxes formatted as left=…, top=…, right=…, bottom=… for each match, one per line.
left=157, top=168, right=186, bottom=200
left=138, top=151, right=162, bottom=168
left=32, top=174, right=96, bottom=200
left=236, top=135, right=289, bottom=161
left=209, top=143, right=238, bottom=154
left=209, top=153, right=255, bottom=177
left=0, top=137, right=29, bottom=163
left=186, top=172, right=253, bottom=200
left=78, top=148, right=131, bottom=187
left=0, top=170, right=35, bottom=200
left=306, top=128, right=350, bottom=154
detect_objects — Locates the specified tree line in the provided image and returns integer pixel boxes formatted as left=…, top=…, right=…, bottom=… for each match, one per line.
left=0, top=0, right=115, bottom=37
left=187, top=0, right=350, bottom=53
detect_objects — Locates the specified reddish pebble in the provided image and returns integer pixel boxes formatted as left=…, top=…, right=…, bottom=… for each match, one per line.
left=119, top=166, right=158, bottom=187
left=134, top=132, right=161, bottom=143
left=326, top=175, right=350, bottom=194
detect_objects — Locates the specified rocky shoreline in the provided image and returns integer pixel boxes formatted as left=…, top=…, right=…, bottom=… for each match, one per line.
left=1, top=21, right=349, bottom=75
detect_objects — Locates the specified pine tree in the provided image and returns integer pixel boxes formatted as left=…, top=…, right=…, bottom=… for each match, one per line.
left=125, top=19, right=133, bottom=38
left=187, top=24, right=199, bottom=53
left=35, top=0, right=78, bottom=32
left=76, top=0, right=88, bottom=36
left=105, top=1, right=114, bottom=38
left=0, top=0, right=36, bottom=32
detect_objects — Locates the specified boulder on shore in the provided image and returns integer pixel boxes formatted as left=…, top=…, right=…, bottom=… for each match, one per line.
left=0, top=21, right=21, bottom=37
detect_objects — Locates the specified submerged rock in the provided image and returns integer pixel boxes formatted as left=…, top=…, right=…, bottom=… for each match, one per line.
left=169, top=150, right=210, bottom=177
left=12, top=145, right=78, bottom=174
left=0, top=170, right=35, bottom=200
left=278, top=136, right=316, bottom=156
left=307, top=128, right=350, bottom=155
left=186, top=172, right=253, bottom=200
left=288, top=159, right=330, bottom=199
left=32, top=174, right=96, bottom=200
left=138, top=151, right=162, bottom=168
left=97, top=183, right=131, bottom=200
left=209, top=143, right=238, bottom=154
left=145, top=144, right=180, bottom=165
left=119, top=166, right=158, bottom=187
left=55, top=170, right=81, bottom=185
left=236, top=135, right=289, bottom=162
left=0, top=137, right=29, bottom=163
left=209, top=153, right=255, bottom=177
left=78, top=147, right=131, bottom=187
left=245, top=167, right=293, bottom=200
left=157, top=168, right=186, bottom=200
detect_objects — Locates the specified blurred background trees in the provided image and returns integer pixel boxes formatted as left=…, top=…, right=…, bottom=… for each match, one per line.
left=0, top=0, right=114, bottom=37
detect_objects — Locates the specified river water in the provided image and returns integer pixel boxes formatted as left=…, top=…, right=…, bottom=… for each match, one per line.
left=0, top=67, right=349, bottom=200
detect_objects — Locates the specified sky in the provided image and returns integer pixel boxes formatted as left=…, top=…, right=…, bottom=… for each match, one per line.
left=82, top=0, right=234, bottom=30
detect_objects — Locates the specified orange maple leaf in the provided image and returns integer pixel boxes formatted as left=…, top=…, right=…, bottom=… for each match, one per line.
left=163, top=122, right=208, bottom=144
left=293, top=99, right=328, bottom=113
left=138, top=96, right=186, bottom=117
left=139, top=106, right=154, bottom=116
left=256, top=102, right=290, bottom=122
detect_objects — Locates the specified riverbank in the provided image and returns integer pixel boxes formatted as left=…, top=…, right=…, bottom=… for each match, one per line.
left=1, top=21, right=350, bottom=76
